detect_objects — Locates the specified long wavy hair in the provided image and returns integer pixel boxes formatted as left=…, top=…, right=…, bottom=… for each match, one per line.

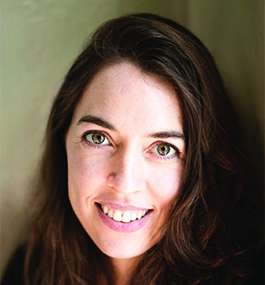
left=23, top=13, right=260, bottom=284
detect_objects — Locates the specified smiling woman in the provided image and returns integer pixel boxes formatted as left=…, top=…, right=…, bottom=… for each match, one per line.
left=66, top=63, right=185, bottom=263
left=2, top=13, right=263, bottom=285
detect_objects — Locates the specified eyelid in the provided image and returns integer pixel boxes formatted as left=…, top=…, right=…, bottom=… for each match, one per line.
left=81, top=130, right=113, bottom=146
left=148, top=141, right=180, bottom=160
left=80, top=132, right=182, bottom=160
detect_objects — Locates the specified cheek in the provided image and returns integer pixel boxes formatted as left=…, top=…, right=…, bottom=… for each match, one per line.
left=67, top=150, right=108, bottom=201
left=149, top=163, right=183, bottom=207
left=147, top=163, right=183, bottom=242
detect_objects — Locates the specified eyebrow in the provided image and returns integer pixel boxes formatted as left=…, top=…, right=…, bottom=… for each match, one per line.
left=148, top=131, right=185, bottom=140
left=77, top=115, right=117, bottom=131
left=77, top=115, right=185, bottom=139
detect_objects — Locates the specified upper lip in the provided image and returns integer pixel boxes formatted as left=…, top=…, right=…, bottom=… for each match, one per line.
left=97, top=202, right=151, bottom=211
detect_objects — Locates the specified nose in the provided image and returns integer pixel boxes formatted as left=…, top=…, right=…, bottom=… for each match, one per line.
left=107, top=146, right=147, bottom=193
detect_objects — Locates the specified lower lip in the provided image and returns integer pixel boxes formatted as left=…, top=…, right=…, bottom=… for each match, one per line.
left=97, top=205, right=152, bottom=233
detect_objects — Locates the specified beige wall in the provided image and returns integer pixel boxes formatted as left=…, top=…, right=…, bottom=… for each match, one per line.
left=1, top=0, right=263, bottom=276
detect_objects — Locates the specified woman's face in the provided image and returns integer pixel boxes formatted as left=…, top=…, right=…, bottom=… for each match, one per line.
left=66, top=62, right=185, bottom=260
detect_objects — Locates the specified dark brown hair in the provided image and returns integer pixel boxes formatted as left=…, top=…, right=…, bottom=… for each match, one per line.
left=23, top=13, right=260, bottom=284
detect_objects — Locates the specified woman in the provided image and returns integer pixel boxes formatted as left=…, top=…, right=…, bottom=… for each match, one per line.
left=2, top=13, right=263, bottom=285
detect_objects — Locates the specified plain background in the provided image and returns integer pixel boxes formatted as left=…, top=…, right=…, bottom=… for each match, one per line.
left=1, top=0, right=264, bottom=277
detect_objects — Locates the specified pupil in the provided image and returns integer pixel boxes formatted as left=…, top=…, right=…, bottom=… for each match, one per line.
left=158, top=144, right=169, bottom=156
left=92, top=133, right=104, bottom=144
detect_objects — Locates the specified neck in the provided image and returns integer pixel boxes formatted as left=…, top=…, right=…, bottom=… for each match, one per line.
left=110, top=255, right=141, bottom=285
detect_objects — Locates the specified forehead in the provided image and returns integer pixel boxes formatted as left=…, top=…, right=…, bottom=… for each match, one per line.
left=71, top=62, right=182, bottom=133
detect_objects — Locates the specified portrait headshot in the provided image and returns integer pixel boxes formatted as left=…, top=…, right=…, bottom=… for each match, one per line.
left=1, top=1, right=264, bottom=284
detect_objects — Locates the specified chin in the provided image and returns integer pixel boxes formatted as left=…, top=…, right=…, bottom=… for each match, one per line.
left=94, top=236, right=154, bottom=259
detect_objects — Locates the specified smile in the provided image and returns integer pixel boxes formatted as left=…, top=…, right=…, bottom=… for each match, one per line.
left=100, top=204, right=149, bottom=223
left=97, top=203, right=152, bottom=233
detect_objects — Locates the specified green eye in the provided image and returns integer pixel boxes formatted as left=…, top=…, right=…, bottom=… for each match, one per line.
left=153, top=143, right=177, bottom=157
left=157, top=143, right=171, bottom=156
left=85, top=132, right=110, bottom=145
left=92, top=132, right=106, bottom=144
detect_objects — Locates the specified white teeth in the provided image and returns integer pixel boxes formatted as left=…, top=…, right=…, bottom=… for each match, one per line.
left=122, top=211, right=131, bottom=223
left=113, top=210, right=122, bottom=221
left=137, top=210, right=143, bottom=220
left=103, top=205, right=108, bottom=214
left=131, top=213, right=137, bottom=221
left=108, top=209, right=113, bottom=218
left=100, top=204, right=148, bottom=222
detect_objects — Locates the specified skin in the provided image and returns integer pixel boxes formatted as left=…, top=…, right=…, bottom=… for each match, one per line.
left=66, top=62, right=185, bottom=284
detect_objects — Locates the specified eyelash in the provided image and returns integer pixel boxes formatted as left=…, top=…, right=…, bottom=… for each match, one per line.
left=148, top=142, right=180, bottom=161
left=81, top=131, right=180, bottom=161
left=81, top=131, right=112, bottom=148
